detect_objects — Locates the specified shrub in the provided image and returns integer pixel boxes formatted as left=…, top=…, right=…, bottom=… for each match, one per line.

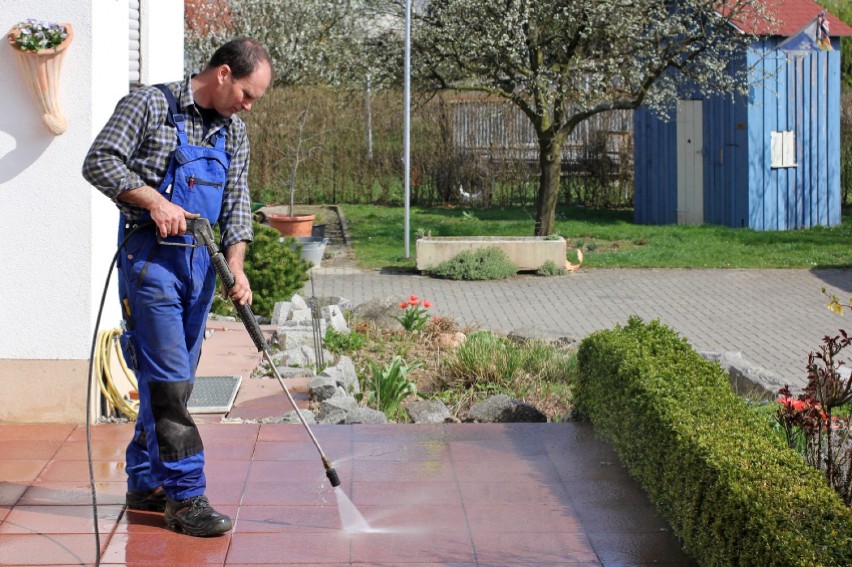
left=430, top=247, right=517, bottom=280
left=323, top=327, right=364, bottom=354
left=212, top=222, right=311, bottom=318
left=537, top=259, right=565, bottom=276
left=576, top=317, right=852, bottom=567
left=360, top=356, right=420, bottom=420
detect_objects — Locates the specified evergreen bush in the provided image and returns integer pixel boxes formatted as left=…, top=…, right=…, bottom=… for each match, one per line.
left=430, top=247, right=517, bottom=280
left=576, top=317, right=852, bottom=566
left=212, top=222, right=311, bottom=318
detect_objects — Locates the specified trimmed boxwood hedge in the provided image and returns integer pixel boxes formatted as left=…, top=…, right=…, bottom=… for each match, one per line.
left=575, top=317, right=852, bottom=567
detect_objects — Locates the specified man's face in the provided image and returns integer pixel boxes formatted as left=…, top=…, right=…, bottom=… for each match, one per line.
left=213, top=61, right=272, bottom=117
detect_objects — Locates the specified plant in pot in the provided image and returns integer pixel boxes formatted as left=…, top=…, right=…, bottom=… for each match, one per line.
left=268, top=101, right=316, bottom=237
left=6, top=19, right=73, bottom=135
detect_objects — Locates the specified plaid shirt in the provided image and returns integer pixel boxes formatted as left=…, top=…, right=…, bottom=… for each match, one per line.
left=83, top=77, right=253, bottom=248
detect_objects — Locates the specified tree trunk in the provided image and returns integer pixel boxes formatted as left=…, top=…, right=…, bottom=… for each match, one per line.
left=534, top=135, right=563, bottom=236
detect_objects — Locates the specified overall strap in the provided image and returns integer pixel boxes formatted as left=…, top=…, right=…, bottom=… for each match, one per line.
left=154, top=84, right=189, bottom=146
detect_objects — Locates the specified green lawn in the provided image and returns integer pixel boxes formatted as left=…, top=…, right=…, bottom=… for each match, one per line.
left=341, top=205, right=852, bottom=270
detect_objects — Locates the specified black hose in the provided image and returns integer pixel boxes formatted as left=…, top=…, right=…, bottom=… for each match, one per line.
left=86, top=222, right=149, bottom=567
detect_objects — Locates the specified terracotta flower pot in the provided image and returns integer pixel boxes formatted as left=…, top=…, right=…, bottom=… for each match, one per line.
left=268, top=213, right=315, bottom=237
left=7, top=23, right=73, bottom=135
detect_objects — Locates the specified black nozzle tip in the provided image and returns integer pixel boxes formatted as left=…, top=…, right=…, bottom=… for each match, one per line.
left=326, top=467, right=341, bottom=487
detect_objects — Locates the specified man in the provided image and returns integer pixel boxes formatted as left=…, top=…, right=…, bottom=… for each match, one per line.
left=83, top=38, right=272, bottom=537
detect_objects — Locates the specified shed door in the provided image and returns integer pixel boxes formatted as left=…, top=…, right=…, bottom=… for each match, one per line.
left=676, top=100, right=704, bottom=224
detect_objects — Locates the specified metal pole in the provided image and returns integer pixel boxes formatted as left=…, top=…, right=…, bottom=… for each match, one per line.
left=403, top=0, right=412, bottom=258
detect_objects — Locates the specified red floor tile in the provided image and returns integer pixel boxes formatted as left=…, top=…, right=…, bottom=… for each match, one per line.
left=351, top=459, right=455, bottom=483
left=52, top=441, right=128, bottom=462
left=347, top=440, right=451, bottom=462
left=18, top=481, right=126, bottom=507
left=203, top=481, right=247, bottom=507
left=67, top=424, right=134, bottom=443
left=247, top=460, right=330, bottom=484
left=234, top=504, right=341, bottom=533
left=204, top=439, right=258, bottom=462
left=252, top=441, right=352, bottom=462
left=228, top=532, right=350, bottom=564
left=0, top=424, right=74, bottom=442
left=0, top=533, right=107, bottom=566
left=102, top=531, right=230, bottom=565
left=464, top=503, right=583, bottom=534
left=204, top=459, right=252, bottom=485
left=453, top=456, right=562, bottom=483
left=458, top=481, right=571, bottom=506
left=0, top=505, right=10, bottom=523
left=585, top=530, right=696, bottom=565
left=36, top=460, right=126, bottom=483
left=352, top=504, right=468, bottom=534
left=0, top=460, right=48, bottom=483
left=350, top=482, right=461, bottom=507
left=0, top=440, right=64, bottom=460
left=0, top=483, right=27, bottom=507
left=241, top=481, right=336, bottom=507
left=197, top=423, right=260, bottom=441
left=0, top=505, right=122, bottom=535
left=349, top=532, right=476, bottom=564
left=471, top=531, right=599, bottom=565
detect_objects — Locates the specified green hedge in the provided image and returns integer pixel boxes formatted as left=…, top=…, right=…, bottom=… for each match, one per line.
left=575, top=317, right=852, bottom=567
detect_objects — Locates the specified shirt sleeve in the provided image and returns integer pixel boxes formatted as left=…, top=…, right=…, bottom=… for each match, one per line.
left=81, top=88, right=164, bottom=218
left=218, top=122, right=254, bottom=248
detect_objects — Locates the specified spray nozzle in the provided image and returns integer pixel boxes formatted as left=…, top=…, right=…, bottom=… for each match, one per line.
left=326, top=467, right=341, bottom=487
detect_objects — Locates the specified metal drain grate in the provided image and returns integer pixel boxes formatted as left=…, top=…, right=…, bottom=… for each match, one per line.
left=188, top=375, right=242, bottom=414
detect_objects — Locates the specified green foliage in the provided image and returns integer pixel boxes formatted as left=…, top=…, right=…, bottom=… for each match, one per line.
left=323, top=327, right=364, bottom=355
left=343, top=205, right=852, bottom=270
left=212, top=222, right=311, bottom=319
left=576, top=317, right=852, bottom=566
left=431, top=247, right=517, bottom=280
left=536, top=259, right=565, bottom=276
left=443, top=331, right=575, bottom=392
left=360, top=356, right=421, bottom=421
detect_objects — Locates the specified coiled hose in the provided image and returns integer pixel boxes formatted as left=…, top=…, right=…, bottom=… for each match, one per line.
left=93, top=328, right=138, bottom=420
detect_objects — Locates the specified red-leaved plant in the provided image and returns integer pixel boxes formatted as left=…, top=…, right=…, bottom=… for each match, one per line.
left=776, top=331, right=852, bottom=507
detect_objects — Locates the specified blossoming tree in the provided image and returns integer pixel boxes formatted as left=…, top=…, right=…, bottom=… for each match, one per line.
left=412, top=0, right=775, bottom=235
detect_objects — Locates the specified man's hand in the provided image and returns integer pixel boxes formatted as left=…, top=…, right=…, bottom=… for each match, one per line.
left=224, top=241, right=252, bottom=306
left=118, top=185, right=196, bottom=238
left=227, top=269, right=253, bottom=306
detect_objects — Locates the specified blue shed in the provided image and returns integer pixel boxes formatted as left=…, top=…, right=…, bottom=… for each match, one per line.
left=634, top=0, right=852, bottom=230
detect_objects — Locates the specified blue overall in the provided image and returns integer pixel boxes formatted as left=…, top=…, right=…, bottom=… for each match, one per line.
left=118, top=85, right=231, bottom=501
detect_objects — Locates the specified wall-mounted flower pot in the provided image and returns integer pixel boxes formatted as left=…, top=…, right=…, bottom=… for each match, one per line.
left=268, top=213, right=315, bottom=237
left=7, top=23, right=73, bottom=135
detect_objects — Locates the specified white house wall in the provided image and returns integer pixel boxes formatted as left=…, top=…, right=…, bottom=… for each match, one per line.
left=0, top=0, right=183, bottom=422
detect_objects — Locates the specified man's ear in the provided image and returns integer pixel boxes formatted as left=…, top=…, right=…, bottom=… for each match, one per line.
left=216, top=64, right=232, bottom=84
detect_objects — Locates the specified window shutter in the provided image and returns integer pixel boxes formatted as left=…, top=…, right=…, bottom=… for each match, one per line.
left=129, top=0, right=141, bottom=87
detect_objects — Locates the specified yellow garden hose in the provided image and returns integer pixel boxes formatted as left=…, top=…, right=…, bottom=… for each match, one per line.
left=93, top=328, right=139, bottom=420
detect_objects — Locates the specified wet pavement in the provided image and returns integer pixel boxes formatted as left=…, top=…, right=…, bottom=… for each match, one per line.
left=0, top=315, right=697, bottom=565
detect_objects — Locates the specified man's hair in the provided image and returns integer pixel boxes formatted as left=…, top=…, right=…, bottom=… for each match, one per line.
left=207, top=38, right=272, bottom=80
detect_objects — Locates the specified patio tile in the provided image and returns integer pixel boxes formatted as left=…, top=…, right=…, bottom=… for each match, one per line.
left=0, top=533, right=107, bottom=566
left=452, top=456, right=562, bottom=483
left=102, top=531, right=231, bottom=565
left=247, top=460, right=330, bottom=484
left=351, top=482, right=461, bottom=507
left=0, top=505, right=122, bottom=535
left=252, top=441, right=352, bottom=461
left=197, top=422, right=260, bottom=441
left=352, top=504, right=468, bottom=534
left=0, top=440, right=64, bottom=460
left=347, top=440, right=451, bottom=462
left=52, top=441, right=127, bottom=462
left=458, top=481, right=571, bottom=506
left=0, top=505, right=10, bottom=523
left=228, top=532, right=350, bottom=563
left=204, top=459, right=251, bottom=485
left=0, top=483, right=27, bottom=507
left=204, top=481, right=247, bottom=507
left=203, top=439, right=258, bottom=461
left=471, top=531, right=599, bottom=565
left=0, top=460, right=47, bottom=483
left=234, top=504, right=341, bottom=533
left=36, top=460, right=126, bottom=483
left=464, top=503, right=583, bottom=534
left=585, top=530, right=696, bottom=566
left=241, top=481, right=336, bottom=507
left=0, top=424, right=74, bottom=442
left=67, top=424, right=134, bottom=443
left=258, top=423, right=352, bottom=443
left=18, top=481, right=126, bottom=507
left=349, top=531, right=476, bottom=564
left=563, top=480, right=656, bottom=508
left=352, top=460, right=456, bottom=483
left=574, top=504, right=674, bottom=533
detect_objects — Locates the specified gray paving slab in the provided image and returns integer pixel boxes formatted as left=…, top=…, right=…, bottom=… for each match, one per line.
left=307, top=267, right=852, bottom=393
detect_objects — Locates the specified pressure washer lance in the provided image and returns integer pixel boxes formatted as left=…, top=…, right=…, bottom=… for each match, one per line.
left=188, top=217, right=341, bottom=488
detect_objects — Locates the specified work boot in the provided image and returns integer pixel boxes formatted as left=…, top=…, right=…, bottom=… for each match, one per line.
left=125, top=486, right=167, bottom=512
left=164, top=495, right=232, bottom=537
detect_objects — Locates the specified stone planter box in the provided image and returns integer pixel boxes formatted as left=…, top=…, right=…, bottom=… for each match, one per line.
left=416, top=236, right=566, bottom=272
